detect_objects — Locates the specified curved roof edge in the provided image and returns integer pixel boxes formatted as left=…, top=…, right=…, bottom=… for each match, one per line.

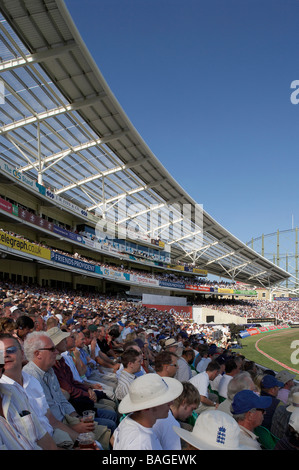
left=0, top=0, right=290, bottom=287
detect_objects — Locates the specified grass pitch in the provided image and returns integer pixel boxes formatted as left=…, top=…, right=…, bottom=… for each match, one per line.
left=235, top=328, right=299, bottom=380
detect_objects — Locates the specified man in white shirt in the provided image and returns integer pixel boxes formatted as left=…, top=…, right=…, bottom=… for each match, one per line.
left=189, top=360, right=220, bottom=412
left=112, top=373, right=183, bottom=450
left=218, top=358, right=240, bottom=399
left=0, top=335, right=57, bottom=450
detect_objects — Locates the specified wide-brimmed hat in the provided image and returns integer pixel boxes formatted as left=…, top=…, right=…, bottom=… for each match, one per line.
left=164, top=338, right=179, bottom=348
left=173, top=410, right=250, bottom=450
left=118, top=373, right=183, bottom=414
left=287, top=392, right=299, bottom=412
left=276, top=370, right=296, bottom=384
left=46, top=327, right=70, bottom=346
left=289, top=410, right=299, bottom=433
left=231, top=390, right=272, bottom=415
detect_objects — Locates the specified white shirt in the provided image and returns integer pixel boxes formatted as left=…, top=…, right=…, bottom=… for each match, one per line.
left=218, top=374, right=233, bottom=399
left=189, top=371, right=210, bottom=397
left=239, top=425, right=262, bottom=450
left=0, top=371, right=53, bottom=435
left=153, top=410, right=181, bottom=450
left=113, top=415, right=163, bottom=450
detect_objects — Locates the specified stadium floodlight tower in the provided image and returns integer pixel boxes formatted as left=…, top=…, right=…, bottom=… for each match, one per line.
left=248, top=227, right=299, bottom=295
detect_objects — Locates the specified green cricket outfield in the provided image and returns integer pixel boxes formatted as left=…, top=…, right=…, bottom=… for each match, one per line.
left=235, top=328, right=299, bottom=380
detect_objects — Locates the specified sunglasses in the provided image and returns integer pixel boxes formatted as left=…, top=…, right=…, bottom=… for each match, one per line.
left=5, top=346, right=19, bottom=355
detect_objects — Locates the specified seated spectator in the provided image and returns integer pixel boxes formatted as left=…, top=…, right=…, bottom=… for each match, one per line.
left=154, top=351, right=179, bottom=378
left=72, top=331, right=117, bottom=399
left=189, top=360, right=220, bottom=412
left=217, top=371, right=257, bottom=416
left=115, top=349, right=143, bottom=401
left=274, top=410, right=299, bottom=450
left=0, top=317, right=16, bottom=334
left=173, top=409, right=250, bottom=450
left=15, top=315, right=35, bottom=346
left=195, top=349, right=211, bottom=373
left=209, top=355, right=226, bottom=392
left=231, top=389, right=272, bottom=450
left=84, top=327, right=120, bottom=373
left=0, top=335, right=57, bottom=450
left=163, top=338, right=181, bottom=355
left=116, top=341, right=146, bottom=378
left=23, top=331, right=112, bottom=449
left=153, top=382, right=200, bottom=450
left=276, top=370, right=296, bottom=404
left=47, top=327, right=118, bottom=433
left=97, top=325, right=117, bottom=359
left=218, top=359, right=240, bottom=399
left=271, top=388, right=299, bottom=439
left=174, top=347, right=195, bottom=382
left=112, top=373, right=183, bottom=450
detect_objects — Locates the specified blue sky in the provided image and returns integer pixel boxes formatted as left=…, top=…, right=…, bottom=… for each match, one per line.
left=65, top=0, right=299, bottom=248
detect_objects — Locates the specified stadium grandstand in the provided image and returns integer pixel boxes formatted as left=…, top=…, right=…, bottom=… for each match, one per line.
left=0, top=0, right=290, bottom=299
left=0, top=0, right=298, bottom=452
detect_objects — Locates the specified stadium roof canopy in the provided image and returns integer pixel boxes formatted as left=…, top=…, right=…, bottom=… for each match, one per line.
left=0, top=0, right=290, bottom=288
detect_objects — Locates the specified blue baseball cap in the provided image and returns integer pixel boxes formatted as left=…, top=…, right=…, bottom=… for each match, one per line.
left=261, top=374, right=284, bottom=389
left=231, top=390, right=272, bottom=415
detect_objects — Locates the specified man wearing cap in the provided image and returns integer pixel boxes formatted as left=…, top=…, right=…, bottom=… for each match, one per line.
left=163, top=338, right=180, bottom=354
left=260, top=374, right=284, bottom=430
left=230, top=389, right=272, bottom=450
left=276, top=370, right=296, bottom=404
left=112, top=373, right=183, bottom=450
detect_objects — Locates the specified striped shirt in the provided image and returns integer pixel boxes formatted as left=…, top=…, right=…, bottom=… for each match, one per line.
left=0, top=383, right=46, bottom=450
left=115, top=370, right=136, bottom=401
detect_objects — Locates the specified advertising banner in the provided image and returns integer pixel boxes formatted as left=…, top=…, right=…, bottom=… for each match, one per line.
left=53, top=225, right=83, bottom=243
left=0, top=230, right=51, bottom=260
left=18, top=207, right=53, bottom=231
left=185, top=285, right=211, bottom=292
left=159, top=280, right=185, bottom=289
left=0, top=197, right=12, bottom=214
left=247, top=328, right=260, bottom=335
left=95, top=265, right=130, bottom=281
left=218, top=288, right=234, bottom=294
left=234, top=290, right=257, bottom=296
left=50, top=251, right=95, bottom=272
left=143, top=304, right=193, bottom=319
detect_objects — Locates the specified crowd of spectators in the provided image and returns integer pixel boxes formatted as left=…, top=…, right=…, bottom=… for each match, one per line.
left=194, top=297, right=299, bottom=323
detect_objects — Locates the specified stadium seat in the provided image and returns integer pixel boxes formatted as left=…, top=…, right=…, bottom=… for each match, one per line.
left=254, top=425, right=280, bottom=450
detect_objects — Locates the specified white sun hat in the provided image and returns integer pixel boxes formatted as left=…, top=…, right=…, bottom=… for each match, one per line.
left=118, top=373, right=183, bottom=414
left=287, top=392, right=299, bottom=412
left=173, top=409, right=250, bottom=450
